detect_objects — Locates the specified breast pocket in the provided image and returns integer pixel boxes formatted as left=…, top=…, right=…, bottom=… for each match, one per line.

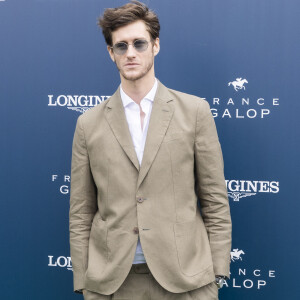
left=163, top=130, right=184, bottom=143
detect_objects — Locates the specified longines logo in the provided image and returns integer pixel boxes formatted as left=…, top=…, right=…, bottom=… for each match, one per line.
left=48, top=255, right=72, bottom=271
left=226, top=179, right=279, bottom=202
left=51, top=174, right=70, bottom=195
left=207, top=77, right=280, bottom=119
left=227, top=248, right=276, bottom=289
left=48, top=94, right=110, bottom=113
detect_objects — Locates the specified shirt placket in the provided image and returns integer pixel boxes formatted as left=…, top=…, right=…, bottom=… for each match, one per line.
left=132, top=103, right=143, bottom=164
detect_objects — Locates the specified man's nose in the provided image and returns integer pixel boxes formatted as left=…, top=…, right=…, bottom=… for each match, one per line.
left=126, top=44, right=136, bottom=57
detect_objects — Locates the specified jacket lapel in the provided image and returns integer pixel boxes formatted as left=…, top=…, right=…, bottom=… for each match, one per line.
left=105, top=88, right=140, bottom=171
left=137, top=81, right=174, bottom=189
left=104, top=81, right=174, bottom=186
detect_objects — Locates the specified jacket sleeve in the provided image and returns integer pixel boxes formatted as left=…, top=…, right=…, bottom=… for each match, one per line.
left=194, top=99, right=232, bottom=278
left=69, top=116, right=97, bottom=293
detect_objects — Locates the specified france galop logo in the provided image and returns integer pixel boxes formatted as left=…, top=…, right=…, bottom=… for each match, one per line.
left=228, top=78, right=248, bottom=91
left=231, top=249, right=245, bottom=262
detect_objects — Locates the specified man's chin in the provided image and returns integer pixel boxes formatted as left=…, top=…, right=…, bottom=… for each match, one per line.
left=122, top=71, right=144, bottom=81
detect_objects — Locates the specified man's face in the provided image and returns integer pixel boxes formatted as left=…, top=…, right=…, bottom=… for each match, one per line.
left=108, top=20, right=160, bottom=82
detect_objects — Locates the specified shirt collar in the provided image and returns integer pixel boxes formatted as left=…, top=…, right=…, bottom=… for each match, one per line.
left=120, top=78, right=158, bottom=108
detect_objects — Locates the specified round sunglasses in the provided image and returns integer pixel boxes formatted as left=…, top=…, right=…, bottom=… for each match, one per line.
left=110, top=39, right=150, bottom=55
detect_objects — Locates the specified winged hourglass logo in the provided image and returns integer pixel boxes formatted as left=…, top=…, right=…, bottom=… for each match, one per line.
left=228, top=192, right=257, bottom=202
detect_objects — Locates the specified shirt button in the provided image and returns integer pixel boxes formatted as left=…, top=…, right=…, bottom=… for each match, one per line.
left=133, top=227, right=139, bottom=234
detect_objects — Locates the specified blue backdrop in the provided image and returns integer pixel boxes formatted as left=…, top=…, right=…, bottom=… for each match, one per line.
left=1, top=0, right=299, bottom=299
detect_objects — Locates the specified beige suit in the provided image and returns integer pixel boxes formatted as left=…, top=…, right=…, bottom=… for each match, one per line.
left=69, top=80, right=232, bottom=296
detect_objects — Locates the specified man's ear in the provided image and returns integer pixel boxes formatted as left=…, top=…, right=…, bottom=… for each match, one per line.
left=153, top=38, right=160, bottom=57
left=107, top=45, right=115, bottom=62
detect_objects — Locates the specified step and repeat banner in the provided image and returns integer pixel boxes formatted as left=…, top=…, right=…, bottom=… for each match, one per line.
left=1, top=0, right=299, bottom=299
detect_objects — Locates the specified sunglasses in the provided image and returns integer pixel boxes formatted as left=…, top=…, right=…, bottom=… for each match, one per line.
left=110, top=39, right=150, bottom=55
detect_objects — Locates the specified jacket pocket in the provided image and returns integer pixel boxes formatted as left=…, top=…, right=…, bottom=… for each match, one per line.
left=86, top=214, right=108, bottom=276
left=173, top=218, right=212, bottom=276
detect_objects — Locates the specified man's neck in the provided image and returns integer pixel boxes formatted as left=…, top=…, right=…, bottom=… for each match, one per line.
left=120, top=72, right=156, bottom=105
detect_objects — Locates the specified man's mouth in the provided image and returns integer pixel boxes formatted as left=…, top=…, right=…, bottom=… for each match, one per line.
left=125, top=63, right=139, bottom=67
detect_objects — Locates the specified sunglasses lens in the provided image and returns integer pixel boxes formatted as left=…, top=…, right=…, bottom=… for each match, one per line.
left=134, top=40, right=148, bottom=52
left=114, top=42, right=128, bottom=55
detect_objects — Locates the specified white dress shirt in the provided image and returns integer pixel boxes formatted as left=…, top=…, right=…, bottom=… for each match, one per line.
left=120, top=78, right=158, bottom=264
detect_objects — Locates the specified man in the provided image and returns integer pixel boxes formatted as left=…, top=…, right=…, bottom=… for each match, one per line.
left=69, top=1, right=232, bottom=299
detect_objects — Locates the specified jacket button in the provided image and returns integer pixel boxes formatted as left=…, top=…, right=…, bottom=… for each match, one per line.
left=137, top=197, right=144, bottom=203
left=133, top=227, right=139, bottom=234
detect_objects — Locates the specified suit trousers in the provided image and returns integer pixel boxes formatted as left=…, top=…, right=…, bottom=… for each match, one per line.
left=82, top=263, right=219, bottom=300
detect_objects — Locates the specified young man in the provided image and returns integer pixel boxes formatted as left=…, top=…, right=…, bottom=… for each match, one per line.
left=69, top=1, right=232, bottom=299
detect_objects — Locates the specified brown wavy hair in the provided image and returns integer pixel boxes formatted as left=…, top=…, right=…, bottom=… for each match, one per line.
left=98, top=1, right=160, bottom=46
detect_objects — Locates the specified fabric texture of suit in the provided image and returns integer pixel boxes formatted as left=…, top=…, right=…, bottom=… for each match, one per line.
left=69, top=80, right=232, bottom=295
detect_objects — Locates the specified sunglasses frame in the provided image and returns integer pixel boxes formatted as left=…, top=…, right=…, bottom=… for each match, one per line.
left=110, top=39, right=150, bottom=55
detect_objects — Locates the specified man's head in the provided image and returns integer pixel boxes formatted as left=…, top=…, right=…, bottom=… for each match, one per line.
left=98, top=1, right=160, bottom=82
left=98, top=1, right=160, bottom=47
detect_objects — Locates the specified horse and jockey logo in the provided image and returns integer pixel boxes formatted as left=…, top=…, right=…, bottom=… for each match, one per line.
left=231, top=249, right=245, bottom=262
left=228, top=78, right=248, bottom=91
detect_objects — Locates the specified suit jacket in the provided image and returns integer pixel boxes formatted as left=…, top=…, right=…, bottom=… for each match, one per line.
left=69, top=80, right=232, bottom=295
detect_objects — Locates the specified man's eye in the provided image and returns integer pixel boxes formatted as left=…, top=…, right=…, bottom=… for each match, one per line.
left=135, top=40, right=146, bottom=47
left=115, top=43, right=127, bottom=50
